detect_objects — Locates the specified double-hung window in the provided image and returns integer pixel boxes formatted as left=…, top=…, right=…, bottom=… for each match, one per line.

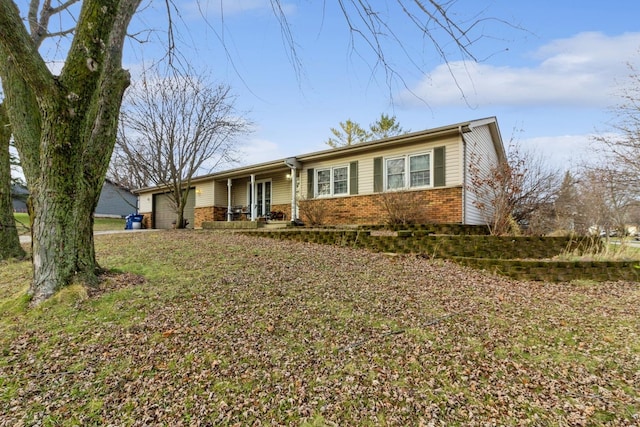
left=385, top=152, right=431, bottom=190
left=316, top=166, right=348, bottom=196
left=386, top=158, right=406, bottom=190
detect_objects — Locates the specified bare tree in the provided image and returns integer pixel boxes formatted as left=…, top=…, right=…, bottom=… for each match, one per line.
left=592, top=62, right=640, bottom=181
left=575, top=166, right=639, bottom=236
left=114, top=69, right=249, bottom=228
left=0, top=0, right=140, bottom=304
left=552, top=171, right=580, bottom=234
left=0, top=0, right=510, bottom=304
left=469, top=140, right=561, bottom=235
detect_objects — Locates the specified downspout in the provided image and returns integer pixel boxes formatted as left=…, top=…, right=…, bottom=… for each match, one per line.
left=290, top=167, right=297, bottom=221
left=227, top=179, right=232, bottom=222
left=459, top=125, right=467, bottom=225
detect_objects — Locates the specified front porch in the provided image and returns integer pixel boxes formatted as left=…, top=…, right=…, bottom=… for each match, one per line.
left=193, top=158, right=302, bottom=228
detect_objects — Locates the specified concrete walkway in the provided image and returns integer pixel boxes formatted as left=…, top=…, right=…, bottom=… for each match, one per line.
left=19, top=228, right=162, bottom=244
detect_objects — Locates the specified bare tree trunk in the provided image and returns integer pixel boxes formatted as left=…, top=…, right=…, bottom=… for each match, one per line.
left=0, top=0, right=139, bottom=304
left=0, top=102, right=24, bottom=260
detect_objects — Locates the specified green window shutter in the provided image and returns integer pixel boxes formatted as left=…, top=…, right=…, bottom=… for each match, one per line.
left=373, top=157, right=383, bottom=193
left=307, top=168, right=314, bottom=198
left=434, top=146, right=445, bottom=187
left=349, top=161, right=358, bottom=195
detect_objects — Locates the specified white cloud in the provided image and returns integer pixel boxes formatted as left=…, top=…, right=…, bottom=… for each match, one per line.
left=520, top=134, right=594, bottom=170
left=401, top=32, right=640, bottom=108
left=236, top=138, right=286, bottom=166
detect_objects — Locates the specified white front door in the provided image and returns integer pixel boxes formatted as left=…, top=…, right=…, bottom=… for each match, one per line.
left=247, top=180, right=272, bottom=218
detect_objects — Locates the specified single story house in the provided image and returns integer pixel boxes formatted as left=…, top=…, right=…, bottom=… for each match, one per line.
left=95, top=179, right=138, bottom=218
left=135, top=117, right=505, bottom=229
left=13, top=180, right=137, bottom=217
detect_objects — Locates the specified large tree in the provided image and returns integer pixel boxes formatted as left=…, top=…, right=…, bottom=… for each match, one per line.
left=111, top=69, right=249, bottom=228
left=0, top=0, right=140, bottom=304
left=0, top=0, right=505, bottom=304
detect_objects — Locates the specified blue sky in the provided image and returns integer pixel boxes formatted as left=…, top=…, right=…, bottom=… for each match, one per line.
left=39, top=1, right=640, bottom=171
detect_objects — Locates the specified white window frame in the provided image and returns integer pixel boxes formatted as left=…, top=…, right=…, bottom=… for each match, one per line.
left=384, top=151, right=433, bottom=191
left=316, top=165, right=349, bottom=197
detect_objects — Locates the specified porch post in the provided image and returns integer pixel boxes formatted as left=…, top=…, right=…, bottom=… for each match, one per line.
left=250, top=174, right=256, bottom=221
left=284, top=158, right=302, bottom=223
left=227, top=178, right=232, bottom=222
left=290, top=166, right=297, bottom=221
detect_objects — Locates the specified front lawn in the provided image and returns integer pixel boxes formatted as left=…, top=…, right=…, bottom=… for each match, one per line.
left=13, top=213, right=125, bottom=235
left=0, top=231, right=638, bottom=425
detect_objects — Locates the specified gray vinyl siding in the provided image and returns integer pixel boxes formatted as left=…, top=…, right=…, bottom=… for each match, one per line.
left=464, top=125, right=500, bottom=225
left=95, top=181, right=137, bottom=217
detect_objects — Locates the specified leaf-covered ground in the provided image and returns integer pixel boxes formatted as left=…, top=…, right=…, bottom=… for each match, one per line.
left=0, top=231, right=638, bottom=426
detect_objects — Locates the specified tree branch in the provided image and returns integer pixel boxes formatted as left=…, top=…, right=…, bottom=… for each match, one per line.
left=0, top=0, right=56, bottom=99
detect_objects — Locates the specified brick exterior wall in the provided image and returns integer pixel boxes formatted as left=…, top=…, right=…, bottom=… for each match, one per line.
left=194, top=206, right=227, bottom=228
left=299, top=187, right=463, bottom=226
left=192, top=187, right=463, bottom=227
left=270, top=203, right=291, bottom=221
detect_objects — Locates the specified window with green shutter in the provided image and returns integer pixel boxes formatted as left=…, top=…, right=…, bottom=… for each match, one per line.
left=379, top=149, right=442, bottom=191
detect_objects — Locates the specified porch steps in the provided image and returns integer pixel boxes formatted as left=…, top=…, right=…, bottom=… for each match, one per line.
left=261, top=221, right=289, bottom=230
left=202, top=221, right=259, bottom=230
left=202, top=220, right=290, bottom=230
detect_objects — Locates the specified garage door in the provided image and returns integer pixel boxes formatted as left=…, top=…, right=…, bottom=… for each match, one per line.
left=153, top=190, right=195, bottom=229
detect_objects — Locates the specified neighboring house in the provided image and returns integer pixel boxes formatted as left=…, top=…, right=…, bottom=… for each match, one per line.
left=11, top=184, right=28, bottom=212
left=135, top=117, right=506, bottom=229
left=95, top=179, right=138, bottom=217
left=12, top=180, right=137, bottom=217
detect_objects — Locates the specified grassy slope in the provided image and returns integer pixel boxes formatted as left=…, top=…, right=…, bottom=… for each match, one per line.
left=0, top=231, right=638, bottom=425
left=13, top=213, right=125, bottom=234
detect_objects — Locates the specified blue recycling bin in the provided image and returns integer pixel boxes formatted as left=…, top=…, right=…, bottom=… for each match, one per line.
left=125, top=214, right=144, bottom=230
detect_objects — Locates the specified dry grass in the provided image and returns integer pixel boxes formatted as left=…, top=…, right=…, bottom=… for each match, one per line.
left=555, top=237, right=640, bottom=262
left=0, top=230, right=638, bottom=425
left=13, top=213, right=126, bottom=235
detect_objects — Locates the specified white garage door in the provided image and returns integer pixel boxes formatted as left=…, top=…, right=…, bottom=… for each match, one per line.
left=153, top=190, right=195, bottom=229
